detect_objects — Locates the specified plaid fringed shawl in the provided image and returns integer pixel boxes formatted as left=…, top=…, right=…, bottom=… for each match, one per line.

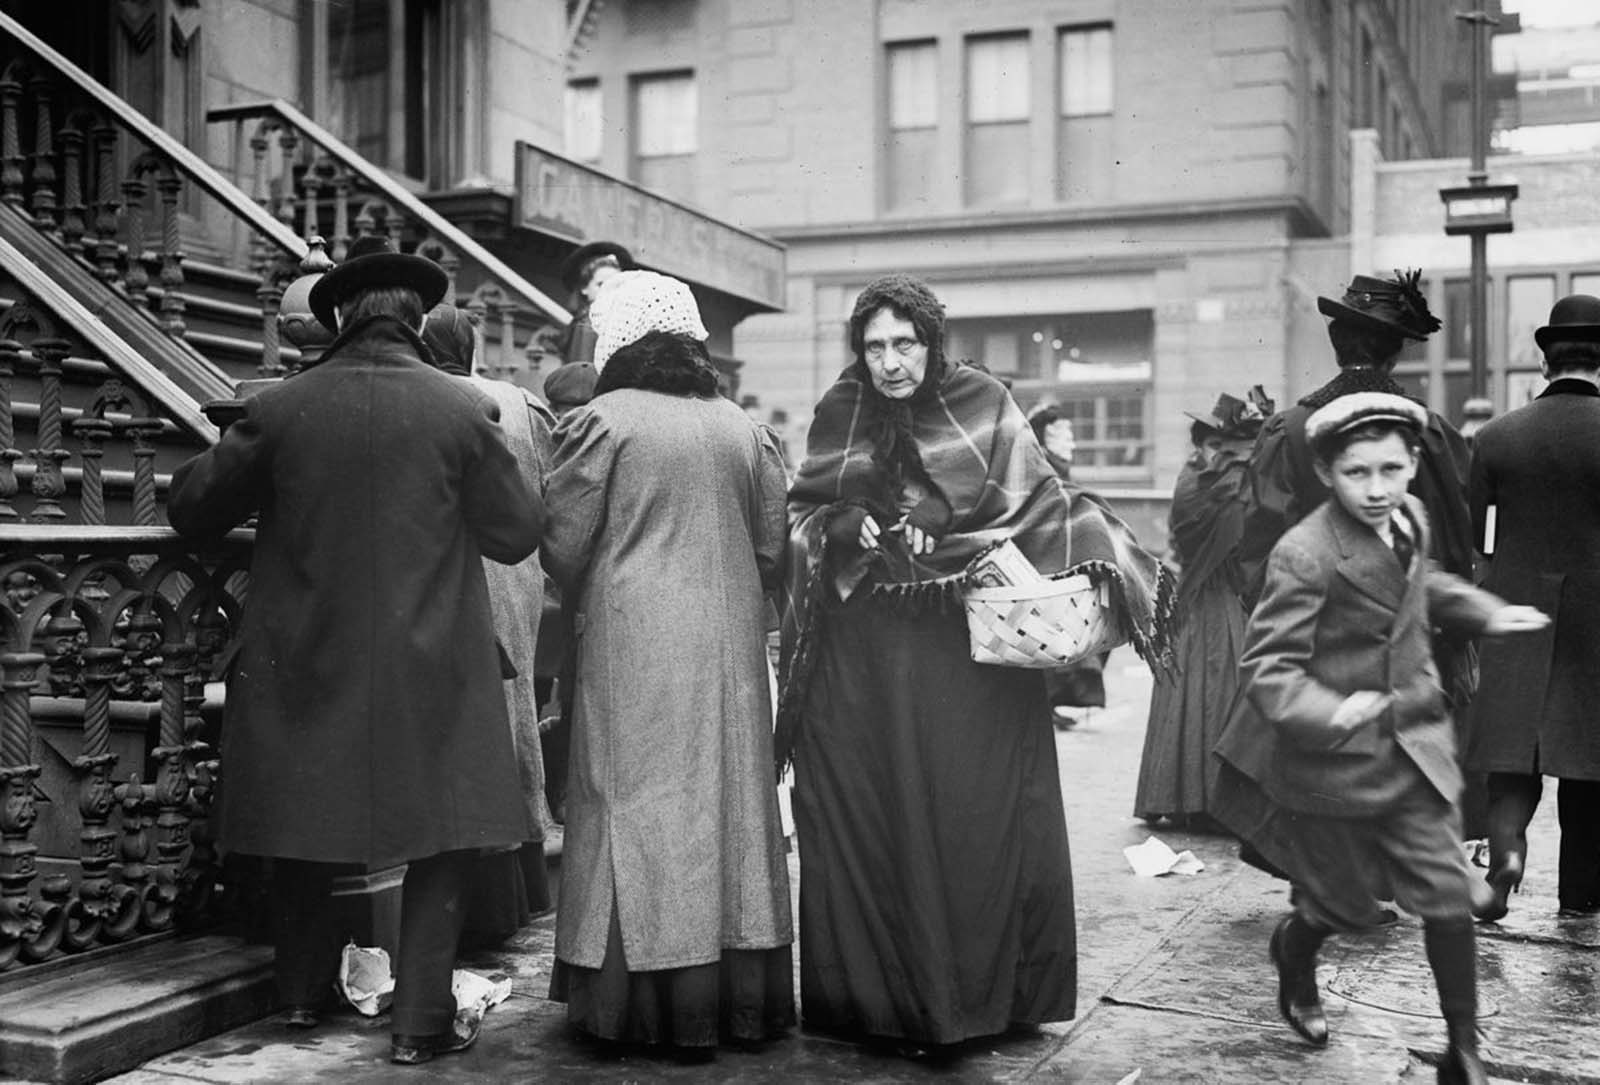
left=774, top=364, right=1177, bottom=772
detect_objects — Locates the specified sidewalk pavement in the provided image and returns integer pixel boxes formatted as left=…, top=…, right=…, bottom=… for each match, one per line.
left=99, top=650, right=1599, bottom=1084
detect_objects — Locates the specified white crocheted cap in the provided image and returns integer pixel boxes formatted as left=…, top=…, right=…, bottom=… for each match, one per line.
left=589, top=270, right=709, bottom=372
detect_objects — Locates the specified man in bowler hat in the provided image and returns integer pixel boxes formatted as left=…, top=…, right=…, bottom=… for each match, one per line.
left=167, top=236, right=544, bottom=1064
left=1465, top=293, right=1600, bottom=921
left=557, top=240, right=635, bottom=365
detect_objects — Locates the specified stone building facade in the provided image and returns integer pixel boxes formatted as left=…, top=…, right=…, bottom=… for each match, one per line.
left=567, top=0, right=1494, bottom=532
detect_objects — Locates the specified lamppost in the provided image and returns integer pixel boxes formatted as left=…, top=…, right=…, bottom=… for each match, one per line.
left=1440, top=10, right=1517, bottom=405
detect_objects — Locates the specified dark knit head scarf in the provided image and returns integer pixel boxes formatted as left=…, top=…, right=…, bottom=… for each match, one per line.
left=845, top=275, right=950, bottom=500
left=419, top=304, right=476, bottom=377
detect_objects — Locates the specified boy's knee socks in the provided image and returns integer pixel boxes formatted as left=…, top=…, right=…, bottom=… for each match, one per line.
left=1423, top=916, right=1477, bottom=1026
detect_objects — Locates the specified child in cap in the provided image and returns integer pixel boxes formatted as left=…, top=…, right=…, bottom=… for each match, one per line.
left=1240, top=392, right=1548, bottom=1084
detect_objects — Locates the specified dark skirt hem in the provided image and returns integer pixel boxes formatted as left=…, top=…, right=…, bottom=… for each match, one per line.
left=548, top=907, right=795, bottom=1049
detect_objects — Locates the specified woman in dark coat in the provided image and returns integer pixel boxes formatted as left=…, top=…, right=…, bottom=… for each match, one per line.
left=779, top=274, right=1175, bottom=1052
left=167, top=237, right=543, bottom=1064
left=1134, top=391, right=1267, bottom=826
left=421, top=304, right=557, bottom=944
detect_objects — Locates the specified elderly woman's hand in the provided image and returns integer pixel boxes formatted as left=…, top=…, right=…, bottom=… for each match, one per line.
left=827, top=506, right=883, bottom=553
left=888, top=494, right=952, bottom=557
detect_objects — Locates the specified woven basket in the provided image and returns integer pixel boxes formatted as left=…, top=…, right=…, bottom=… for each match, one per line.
left=963, top=571, right=1128, bottom=669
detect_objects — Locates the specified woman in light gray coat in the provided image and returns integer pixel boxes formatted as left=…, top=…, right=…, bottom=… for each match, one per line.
left=541, top=271, right=794, bottom=1055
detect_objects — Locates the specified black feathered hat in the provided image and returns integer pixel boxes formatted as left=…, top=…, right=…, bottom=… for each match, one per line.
left=308, top=235, right=449, bottom=333
left=560, top=241, right=636, bottom=293
left=1183, top=390, right=1272, bottom=440
left=1316, top=269, right=1441, bottom=342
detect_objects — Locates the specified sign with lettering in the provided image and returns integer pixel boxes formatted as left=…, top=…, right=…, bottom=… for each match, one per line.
left=515, top=142, right=786, bottom=310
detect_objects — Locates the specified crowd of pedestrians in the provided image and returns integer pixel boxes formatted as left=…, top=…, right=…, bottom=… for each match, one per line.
left=165, top=244, right=1598, bottom=1081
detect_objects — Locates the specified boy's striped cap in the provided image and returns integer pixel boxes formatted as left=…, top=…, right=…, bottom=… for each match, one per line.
left=1305, top=392, right=1426, bottom=446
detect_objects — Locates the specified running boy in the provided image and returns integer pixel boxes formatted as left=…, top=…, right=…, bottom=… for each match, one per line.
left=1240, top=392, right=1548, bottom=1085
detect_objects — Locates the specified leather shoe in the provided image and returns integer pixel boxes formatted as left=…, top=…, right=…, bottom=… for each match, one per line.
left=283, top=1006, right=320, bottom=1029
left=1473, top=852, right=1523, bottom=923
left=1269, top=917, right=1328, bottom=1046
left=390, top=1011, right=482, bottom=1066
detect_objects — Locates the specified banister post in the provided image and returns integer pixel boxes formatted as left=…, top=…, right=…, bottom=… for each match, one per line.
left=91, top=122, right=122, bottom=287
left=0, top=69, right=24, bottom=210
left=27, top=74, right=57, bottom=237
left=0, top=336, right=20, bottom=522
left=28, top=335, right=71, bottom=524
left=0, top=649, right=47, bottom=968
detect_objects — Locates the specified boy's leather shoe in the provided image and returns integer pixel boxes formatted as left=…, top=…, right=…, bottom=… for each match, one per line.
left=1269, top=916, right=1329, bottom=1046
left=390, top=1011, right=481, bottom=1066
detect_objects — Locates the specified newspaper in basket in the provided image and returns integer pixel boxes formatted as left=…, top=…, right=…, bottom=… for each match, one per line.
left=963, top=541, right=1127, bottom=668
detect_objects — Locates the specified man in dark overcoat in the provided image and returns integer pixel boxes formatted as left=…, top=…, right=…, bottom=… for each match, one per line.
left=1466, top=293, right=1600, bottom=920
left=167, top=236, right=544, bottom=1064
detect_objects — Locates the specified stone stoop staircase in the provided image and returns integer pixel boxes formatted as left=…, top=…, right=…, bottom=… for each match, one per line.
left=0, top=13, right=566, bottom=1083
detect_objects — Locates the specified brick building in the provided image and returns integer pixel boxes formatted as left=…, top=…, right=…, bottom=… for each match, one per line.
left=567, top=0, right=1495, bottom=531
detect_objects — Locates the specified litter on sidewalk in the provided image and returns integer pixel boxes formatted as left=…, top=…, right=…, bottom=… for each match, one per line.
left=1123, top=836, right=1205, bottom=877
left=336, top=942, right=512, bottom=1020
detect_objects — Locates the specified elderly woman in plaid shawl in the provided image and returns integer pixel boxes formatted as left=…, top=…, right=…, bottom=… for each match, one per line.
left=776, top=274, right=1175, bottom=1053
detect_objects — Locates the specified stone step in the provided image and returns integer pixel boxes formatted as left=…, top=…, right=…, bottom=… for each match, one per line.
left=0, top=934, right=274, bottom=1084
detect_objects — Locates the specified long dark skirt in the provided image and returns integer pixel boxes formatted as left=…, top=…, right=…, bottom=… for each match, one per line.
left=460, top=843, right=550, bottom=950
left=1134, top=578, right=1245, bottom=823
left=794, top=591, right=1077, bottom=1046
left=549, top=904, right=795, bottom=1048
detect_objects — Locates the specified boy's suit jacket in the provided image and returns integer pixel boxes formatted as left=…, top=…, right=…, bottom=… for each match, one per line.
left=1240, top=494, right=1503, bottom=818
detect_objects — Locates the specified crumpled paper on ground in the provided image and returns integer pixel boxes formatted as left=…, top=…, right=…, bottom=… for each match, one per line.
left=336, top=941, right=512, bottom=1019
left=338, top=942, right=395, bottom=1015
left=1123, top=836, right=1205, bottom=877
left=452, top=968, right=513, bottom=1020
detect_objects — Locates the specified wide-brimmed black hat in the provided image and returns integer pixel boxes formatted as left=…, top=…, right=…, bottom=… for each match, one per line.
left=308, top=236, right=449, bottom=333
left=1316, top=269, right=1441, bottom=342
left=560, top=241, right=635, bottom=293
left=1534, top=294, right=1600, bottom=350
left=1183, top=391, right=1270, bottom=440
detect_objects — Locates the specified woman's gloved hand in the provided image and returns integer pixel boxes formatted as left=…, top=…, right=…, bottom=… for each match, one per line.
left=890, top=495, right=953, bottom=557
left=826, top=505, right=883, bottom=553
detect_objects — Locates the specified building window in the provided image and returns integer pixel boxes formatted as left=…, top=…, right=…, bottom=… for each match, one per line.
left=885, top=40, right=938, bottom=212
left=1444, top=278, right=1473, bottom=361
left=565, top=80, right=603, bottom=164
left=1506, top=275, right=1555, bottom=404
left=1376, top=69, right=1390, bottom=152
left=1358, top=28, right=1373, bottom=127
left=1057, top=25, right=1113, bottom=202
left=316, top=0, right=445, bottom=183
left=631, top=71, right=697, bottom=202
left=946, top=309, right=1153, bottom=481
left=328, top=0, right=393, bottom=166
left=965, top=33, right=1030, bottom=207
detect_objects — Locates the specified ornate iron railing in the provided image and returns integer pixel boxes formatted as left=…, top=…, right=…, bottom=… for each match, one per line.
left=0, top=284, right=241, bottom=973
left=206, top=98, right=570, bottom=384
left=0, top=12, right=307, bottom=387
left=0, top=526, right=249, bottom=970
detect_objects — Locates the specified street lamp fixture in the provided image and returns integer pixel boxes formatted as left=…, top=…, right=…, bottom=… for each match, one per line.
left=1439, top=182, right=1519, bottom=236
